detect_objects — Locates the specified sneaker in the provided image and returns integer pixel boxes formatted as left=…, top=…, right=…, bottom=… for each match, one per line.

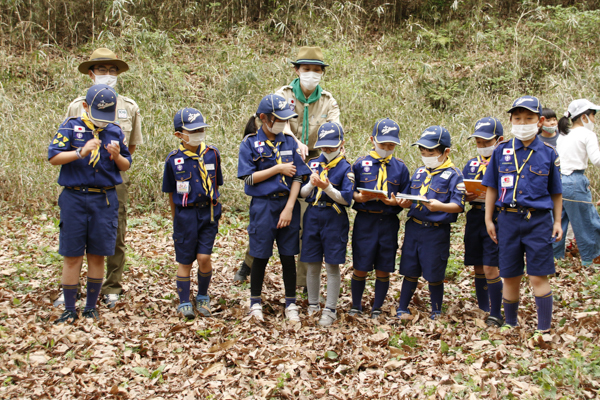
left=485, top=315, right=504, bottom=328
left=307, top=304, right=321, bottom=316
left=319, top=309, right=337, bottom=327
left=82, top=308, right=99, bottom=320
left=248, top=303, right=264, bottom=321
left=177, top=303, right=195, bottom=320
left=500, top=323, right=516, bottom=333
left=285, top=303, right=300, bottom=323
left=53, top=289, right=81, bottom=307
left=234, top=262, right=251, bottom=283
left=54, top=310, right=78, bottom=325
left=396, top=309, right=411, bottom=318
left=532, top=329, right=551, bottom=340
left=430, top=311, right=442, bottom=320
left=348, top=307, right=363, bottom=316
left=103, top=293, right=120, bottom=309
left=196, top=299, right=211, bottom=317
left=370, top=308, right=383, bottom=319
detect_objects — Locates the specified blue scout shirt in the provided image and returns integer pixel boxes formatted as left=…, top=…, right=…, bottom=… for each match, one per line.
left=48, top=116, right=131, bottom=187
left=352, top=154, right=411, bottom=215
left=462, top=155, right=491, bottom=206
left=162, top=144, right=223, bottom=207
left=482, top=137, right=562, bottom=210
left=407, top=164, right=465, bottom=224
left=304, top=154, right=355, bottom=205
left=237, top=128, right=311, bottom=197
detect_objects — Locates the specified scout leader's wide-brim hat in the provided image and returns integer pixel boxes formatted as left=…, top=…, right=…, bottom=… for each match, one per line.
left=291, top=46, right=329, bottom=67
left=86, top=84, right=117, bottom=122
left=78, top=48, right=129, bottom=74
left=412, top=126, right=452, bottom=149
left=315, top=122, right=344, bottom=148
left=468, top=117, right=504, bottom=140
left=256, top=94, right=298, bottom=121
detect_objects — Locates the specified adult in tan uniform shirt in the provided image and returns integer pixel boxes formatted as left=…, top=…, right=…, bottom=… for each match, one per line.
left=234, top=47, right=341, bottom=287
left=54, top=48, right=143, bottom=308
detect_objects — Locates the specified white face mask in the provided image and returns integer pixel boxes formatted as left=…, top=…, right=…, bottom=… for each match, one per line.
left=184, top=131, right=206, bottom=146
left=581, top=114, right=595, bottom=132
left=422, top=155, right=444, bottom=169
left=322, top=149, right=341, bottom=162
left=299, top=71, right=322, bottom=91
left=266, top=120, right=287, bottom=135
left=476, top=145, right=495, bottom=158
left=374, top=145, right=393, bottom=159
left=511, top=123, right=538, bottom=141
left=93, top=72, right=118, bottom=88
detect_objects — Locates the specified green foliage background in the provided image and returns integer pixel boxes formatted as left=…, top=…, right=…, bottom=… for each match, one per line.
left=1, top=1, right=600, bottom=211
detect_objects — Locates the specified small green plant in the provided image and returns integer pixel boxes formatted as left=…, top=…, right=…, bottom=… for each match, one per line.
left=196, top=329, right=213, bottom=340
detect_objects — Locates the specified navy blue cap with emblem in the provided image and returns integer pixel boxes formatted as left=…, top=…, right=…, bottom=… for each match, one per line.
left=372, top=118, right=401, bottom=145
left=412, top=126, right=452, bottom=149
left=315, top=122, right=343, bottom=148
left=174, top=108, right=210, bottom=132
left=85, top=84, right=117, bottom=122
left=468, top=117, right=504, bottom=140
left=256, top=94, right=298, bottom=121
left=507, top=96, right=542, bottom=116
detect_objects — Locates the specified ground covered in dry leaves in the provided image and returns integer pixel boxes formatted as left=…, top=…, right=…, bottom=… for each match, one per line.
left=1, top=206, right=600, bottom=399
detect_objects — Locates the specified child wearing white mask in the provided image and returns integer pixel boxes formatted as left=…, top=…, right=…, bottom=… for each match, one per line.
left=553, top=99, right=600, bottom=266
left=462, top=117, right=504, bottom=327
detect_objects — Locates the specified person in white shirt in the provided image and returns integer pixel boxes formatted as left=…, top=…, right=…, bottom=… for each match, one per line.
left=553, top=99, right=600, bottom=265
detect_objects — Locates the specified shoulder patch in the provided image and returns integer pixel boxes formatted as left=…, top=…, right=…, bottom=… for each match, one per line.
left=456, top=182, right=466, bottom=192
left=347, top=172, right=355, bottom=182
left=555, top=156, right=560, bottom=167
left=165, top=149, right=179, bottom=161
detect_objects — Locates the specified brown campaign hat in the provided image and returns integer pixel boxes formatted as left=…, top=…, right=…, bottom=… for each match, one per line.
left=291, top=46, right=329, bottom=67
left=78, top=48, right=129, bottom=74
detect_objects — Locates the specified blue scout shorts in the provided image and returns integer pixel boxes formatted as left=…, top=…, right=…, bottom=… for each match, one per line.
left=300, top=203, right=349, bottom=265
left=464, top=206, right=499, bottom=267
left=173, top=202, right=221, bottom=264
left=352, top=211, right=400, bottom=273
left=58, top=188, right=119, bottom=257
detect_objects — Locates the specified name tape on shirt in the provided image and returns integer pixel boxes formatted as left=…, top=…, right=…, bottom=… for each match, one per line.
left=362, top=160, right=373, bottom=167
left=175, top=158, right=184, bottom=165
left=280, top=150, right=293, bottom=156
left=205, top=164, right=215, bottom=171
left=118, top=109, right=127, bottom=119
left=502, top=149, right=514, bottom=155
left=111, top=140, right=119, bottom=146
left=441, top=170, right=452, bottom=180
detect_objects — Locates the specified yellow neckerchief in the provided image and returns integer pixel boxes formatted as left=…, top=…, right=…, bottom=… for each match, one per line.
left=420, top=157, right=454, bottom=196
left=511, top=138, right=534, bottom=205
left=369, top=149, right=393, bottom=193
left=265, top=138, right=288, bottom=187
left=474, top=155, right=491, bottom=180
left=179, top=143, right=216, bottom=221
left=313, top=154, right=344, bottom=205
left=81, top=112, right=102, bottom=167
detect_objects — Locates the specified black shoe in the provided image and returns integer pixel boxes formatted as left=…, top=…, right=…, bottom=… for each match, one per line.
left=234, top=262, right=251, bottom=282
left=485, top=315, right=504, bottom=327
left=348, top=307, right=363, bottom=316
left=82, top=308, right=100, bottom=320
left=370, top=308, right=383, bottom=319
left=54, top=310, right=78, bottom=325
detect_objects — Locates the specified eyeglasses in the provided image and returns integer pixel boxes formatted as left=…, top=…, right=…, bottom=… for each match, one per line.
left=93, top=66, right=119, bottom=75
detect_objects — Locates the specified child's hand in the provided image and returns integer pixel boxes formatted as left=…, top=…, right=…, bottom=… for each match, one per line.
left=81, top=138, right=101, bottom=157
left=552, top=221, right=563, bottom=242
left=309, top=172, right=320, bottom=186
left=485, top=220, right=497, bottom=244
left=465, top=191, right=479, bottom=202
left=381, top=195, right=397, bottom=206
left=353, top=192, right=368, bottom=203
left=277, top=207, right=293, bottom=229
left=106, top=142, right=120, bottom=161
left=396, top=196, right=412, bottom=208
left=423, top=198, right=443, bottom=212
left=278, top=162, right=297, bottom=177
left=314, top=175, right=330, bottom=190
left=297, top=142, right=309, bottom=160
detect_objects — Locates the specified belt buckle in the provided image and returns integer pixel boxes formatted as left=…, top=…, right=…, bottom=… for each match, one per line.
left=317, top=201, right=327, bottom=207
left=81, top=186, right=89, bottom=193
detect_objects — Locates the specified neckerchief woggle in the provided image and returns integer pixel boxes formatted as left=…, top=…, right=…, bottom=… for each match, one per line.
left=81, top=112, right=102, bottom=167
left=290, top=78, right=322, bottom=145
left=313, top=154, right=344, bottom=214
left=179, top=143, right=216, bottom=222
left=369, top=149, right=393, bottom=195
left=264, top=139, right=288, bottom=187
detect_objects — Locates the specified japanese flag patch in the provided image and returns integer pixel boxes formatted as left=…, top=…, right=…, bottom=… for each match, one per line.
left=470, top=160, right=480, bottom=167
left=417, top=167, right=426, bottom=173
left=310, top=161, right=319, bottom=169
left=175, top=158, right=184, bottom=165
left=254, top=141, right=265, bottom=148
left=502, top=149, right=514, bottom=155
left=362, top=160, right=373, bottom=167
left=74, top=126, right=85, bottom=132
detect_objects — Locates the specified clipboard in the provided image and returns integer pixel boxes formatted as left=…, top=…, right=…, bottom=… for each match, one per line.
left=463, top=179, right=487, bottom=203
left=395, top=193, right=431, bottom=204
left=358, top=188, right=388, bottom=200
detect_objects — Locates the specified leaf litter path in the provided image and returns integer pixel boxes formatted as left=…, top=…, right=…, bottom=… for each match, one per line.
left=1, top=209, right=600, bottom=399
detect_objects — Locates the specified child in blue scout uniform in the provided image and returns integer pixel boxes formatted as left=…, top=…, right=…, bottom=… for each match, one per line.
left=237, top=94, right=311, bottom=323
left=396, top=126, right=465, bottom=320
left=462, top=117, right=505, bottom=327
left=482, top=96, right=562, bottom=336
left=350, top=118, right=411, bottom=319
left=162, top=108, right=222, bottom=319
left=300, top=122, right=355, bottom=327
left=49, top=84, right=131, bottom=324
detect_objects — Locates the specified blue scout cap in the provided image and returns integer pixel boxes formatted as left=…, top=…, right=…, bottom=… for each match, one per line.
left=315, top=122, right=343, bottom=148
left=507, top=96, right=542, bottom=116
left=85, top=84, right=117, bottom=122
left=372, top=118, right=401, bottom=144
left=412, top=126, right=452, bottom=149
left=256, top=94, right=298, bottom=121
left=174, top=108, right=210, bottom=132
left=469, top=117, right=504, bottom=140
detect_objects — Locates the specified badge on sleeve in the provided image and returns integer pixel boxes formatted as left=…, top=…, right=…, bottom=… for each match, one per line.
left=347, top=172, right=355, bottom=182
left=176, top=181, right=190, bottom=194
left=118, top=109, right=128, bottom=119
left=555, top=157, right=560, bottom=167
left=58, top=142, right=65, bottom=147
left=441, top=171, right=452, bottom=180
left=456, top=182, right=466, bottom=192
left=74, top=126, right=85, bottom=132
left=175, top=158, right=184, bottom=165
left=289, top=99, right=295, bottom=111
left=62, top=136, right=69, bottom=142
left=501, top=175, right=514, bottom=188
left=57, top=133, right=63, bottom=139
left=53, top=138, right=59, bottom=144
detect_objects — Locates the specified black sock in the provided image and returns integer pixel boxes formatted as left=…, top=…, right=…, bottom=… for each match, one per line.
left=250, top=257, right=269, bottom=298
left=280, top=255, right=297, bottom=300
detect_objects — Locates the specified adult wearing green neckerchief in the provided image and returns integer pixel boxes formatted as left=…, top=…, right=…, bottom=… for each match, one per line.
left=234, top=46, right=341, bottom=288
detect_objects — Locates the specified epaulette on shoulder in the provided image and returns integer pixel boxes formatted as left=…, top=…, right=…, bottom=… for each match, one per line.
left=497, top=138, right=510, bottom=145
left=450, top=166, right=462, bottom=175
left=207, top=144, right=220, bottom=154
left=543, top=141, right=558, bottom=153
left=394, top=157, right=406, bottom=164
left=307, top=155, right=320, bottom=164
left=321, top=90, right=332, bottom=97
left=165, top=149, right=179, bottom=162
left=353, top=155, right=367, bottom=165
left=242, top=132, right=257, bottom=143
left=121, top=96, right=138, bottom=106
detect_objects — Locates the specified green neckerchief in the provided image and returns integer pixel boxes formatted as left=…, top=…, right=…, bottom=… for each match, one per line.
left=290, top=77, right=322, bottom=145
